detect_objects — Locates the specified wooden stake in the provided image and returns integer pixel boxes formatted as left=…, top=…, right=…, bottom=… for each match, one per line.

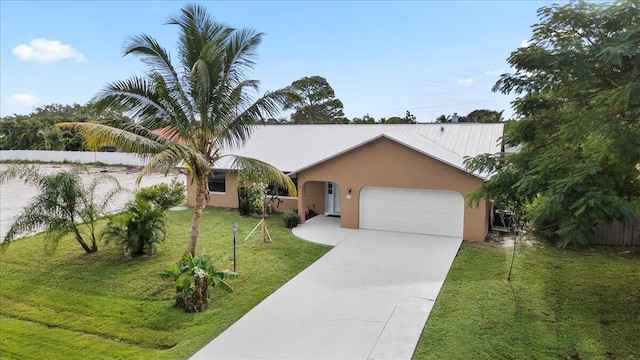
left=260, top=218, right=273, bottom=243
left=260, top=201, right=273, bottom=243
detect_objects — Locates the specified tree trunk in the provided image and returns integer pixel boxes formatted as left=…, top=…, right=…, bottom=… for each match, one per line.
left=89, top=231, right=98, bottom=253
left=507, top=231, right=517, bottom=281
left=74, top=228, right=96, bottom=253
left=135, top=236, right=146, bottom=257
left=184, top=173, right=207, bottom=257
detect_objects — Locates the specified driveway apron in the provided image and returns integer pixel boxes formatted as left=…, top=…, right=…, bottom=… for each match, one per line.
left=191, top=217, right=462, bottom=360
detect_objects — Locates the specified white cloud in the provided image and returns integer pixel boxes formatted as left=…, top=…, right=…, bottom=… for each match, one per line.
left=457, top=79, right=474, bottom=87
left=8, top=93, right=41, bottom=106
left=485, top=68, right=505, bottom=76
left=280, top=60, right=299, bottom=65
left=520, top=39, right=533, bottom=48
left=12, top=38, right=87, bottom=64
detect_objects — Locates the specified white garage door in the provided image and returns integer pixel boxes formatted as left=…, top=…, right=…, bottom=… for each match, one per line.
left=359, top=187, right=464, bottom=237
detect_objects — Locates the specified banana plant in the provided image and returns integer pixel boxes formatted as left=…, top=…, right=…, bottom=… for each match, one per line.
left=163, top=253, right=237, bottom=312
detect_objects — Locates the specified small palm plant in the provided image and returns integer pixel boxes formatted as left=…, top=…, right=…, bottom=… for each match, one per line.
left=0, top=165, right=122, bottom=253
left=163, top=253, right=237, bottom=312
left=103, top=198, right=166, bottom=257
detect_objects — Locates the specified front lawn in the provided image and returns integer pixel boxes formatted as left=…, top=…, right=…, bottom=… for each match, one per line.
left=0, top=208, right=330, bottom=359
left=3, top=210, right=638, bottom=360
left=414, top=241, right=640, bottom=359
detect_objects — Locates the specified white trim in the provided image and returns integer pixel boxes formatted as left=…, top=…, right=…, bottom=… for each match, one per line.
left=325, top=182, right=341, bottom=216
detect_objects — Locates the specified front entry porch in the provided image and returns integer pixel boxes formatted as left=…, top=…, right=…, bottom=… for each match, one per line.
left=299, top=180, right=343, bottom=222
left=292, top=214, right=355, bottom=246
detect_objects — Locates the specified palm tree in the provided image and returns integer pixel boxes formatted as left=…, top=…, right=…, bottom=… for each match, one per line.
left=0, top=165, right=123, bottom=253
left=103, top=198, right=167, bottom=257
left=58, top=4, right=296, bottom=256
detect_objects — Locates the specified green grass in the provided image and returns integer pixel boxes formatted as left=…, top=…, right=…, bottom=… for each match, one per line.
left=3, top=211, right=638, bottom=360
left=0, top=208, right=330, bottom=359
left=413, top=241, right=640, bottom=359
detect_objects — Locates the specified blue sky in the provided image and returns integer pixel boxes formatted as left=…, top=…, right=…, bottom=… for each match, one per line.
left=1, top=1, right=554, bottom=122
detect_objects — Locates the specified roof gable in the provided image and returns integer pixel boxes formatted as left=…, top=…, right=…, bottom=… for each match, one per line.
left=293, top=133, right=491, bottom=179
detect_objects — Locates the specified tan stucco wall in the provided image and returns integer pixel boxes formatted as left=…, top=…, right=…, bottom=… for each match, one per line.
left=186, top=170, right=297, bottom=212
left=297, top=137, right=489, bottom=242
left=268, top=197, right=298, bottom=213
left=186, top=170, right=238, bottom=208
left=303, top=181, right=326, bottom=215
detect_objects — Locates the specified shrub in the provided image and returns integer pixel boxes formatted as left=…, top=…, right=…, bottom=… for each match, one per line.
left=103, top=199, right=166, bottom=257
left=238, top=183, right=269, bottom=216
left=237, top=187, right=251, bottom=216
left=283, top=210, right=300, bottom=229
left=135, top=179, right=186, bottom=211
left=163, top=253, right=237, bottom=312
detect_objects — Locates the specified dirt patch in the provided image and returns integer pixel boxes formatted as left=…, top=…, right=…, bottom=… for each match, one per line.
left=484, top=230, right=535, bottom=248
left=0, top=164, right=186, bottom=241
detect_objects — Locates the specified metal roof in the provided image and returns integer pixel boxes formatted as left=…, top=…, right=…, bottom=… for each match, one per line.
left=213, top=123, right=504, bottom=179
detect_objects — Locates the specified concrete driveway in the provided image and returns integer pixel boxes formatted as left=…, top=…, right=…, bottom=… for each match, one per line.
left=192, top=216, right=462, bottom=360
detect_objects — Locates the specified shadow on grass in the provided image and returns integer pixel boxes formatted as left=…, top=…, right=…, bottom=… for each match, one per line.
left=537, top=245, right=640, bottom=358
left=412, top=241, right=640, bottom=360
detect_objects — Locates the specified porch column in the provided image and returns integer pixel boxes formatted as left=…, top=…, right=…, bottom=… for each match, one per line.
left=298, top=180, right=307, bottom=224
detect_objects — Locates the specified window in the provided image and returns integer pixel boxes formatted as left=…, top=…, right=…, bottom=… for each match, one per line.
left=208, top=171, right=226, bottom=193
left=267, top=176, right=298, bottom=197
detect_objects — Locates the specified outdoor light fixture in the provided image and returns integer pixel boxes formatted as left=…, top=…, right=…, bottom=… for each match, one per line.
left=232, top=224, right=238, bottom=272
left=348, top=187, right=352, bottom=194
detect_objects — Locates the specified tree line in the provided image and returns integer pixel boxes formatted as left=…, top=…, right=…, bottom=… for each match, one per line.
left=1, top=91, right=505, bottom=151
left=269, top=75, right=504, bottom=125
left=0, top=103, right=131, bottom=151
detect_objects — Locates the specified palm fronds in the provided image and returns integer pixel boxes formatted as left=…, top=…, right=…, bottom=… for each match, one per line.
left=71, top=4, right=294, bottom=256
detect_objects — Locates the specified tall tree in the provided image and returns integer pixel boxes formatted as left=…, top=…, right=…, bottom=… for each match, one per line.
left=284, top=75, right=346, bottom=124
left=351, top=114, right=376, bottom=124
left=465, top=109, right=504, bottom=123
left=0, top=103, right=130, bottom=151
left=470, top=1, right=640, bottom=246
left=435, top=109, right=503, bottom=123
left=58, top=4, right=296, bottom=256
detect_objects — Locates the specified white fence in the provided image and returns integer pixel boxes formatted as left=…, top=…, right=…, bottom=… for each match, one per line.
left=0, top=150, right=147, bottom=166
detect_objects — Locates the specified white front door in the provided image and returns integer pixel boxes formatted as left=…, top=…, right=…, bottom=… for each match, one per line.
left=325, top=182, right=341, bottom=215
left=334, top=184, right=341, bottom=213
